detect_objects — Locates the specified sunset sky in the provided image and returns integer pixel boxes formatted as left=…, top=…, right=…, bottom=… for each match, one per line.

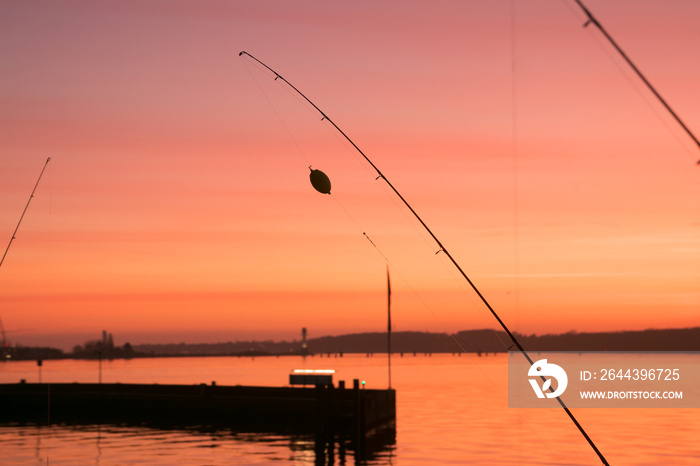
left=1, top=1, right=698, bottom=350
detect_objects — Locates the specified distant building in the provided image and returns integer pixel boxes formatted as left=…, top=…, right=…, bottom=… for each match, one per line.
left=72, top=330, right=133, bottom=359
left=301, top=327, right=308, bottom=356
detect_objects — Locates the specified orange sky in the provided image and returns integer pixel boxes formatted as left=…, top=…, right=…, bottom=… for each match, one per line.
left=1, top=1, right=698, bottom=349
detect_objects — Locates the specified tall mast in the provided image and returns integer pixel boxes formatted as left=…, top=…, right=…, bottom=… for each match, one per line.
left=387, top=266, right=392, bottom=390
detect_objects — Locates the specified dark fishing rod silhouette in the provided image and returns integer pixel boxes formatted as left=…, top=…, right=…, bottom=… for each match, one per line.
left=572, top=0, right=700, bottom=164
left=240, top=51, right=609, bottom=465
left=1, top=157, right=51, bottom=270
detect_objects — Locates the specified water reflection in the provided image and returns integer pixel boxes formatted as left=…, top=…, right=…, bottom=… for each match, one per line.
left=2, top=354, right=698, bottom=464
left=2, top=421, right=395, bottom=466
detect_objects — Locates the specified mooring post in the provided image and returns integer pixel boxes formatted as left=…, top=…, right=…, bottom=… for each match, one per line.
left=314, top=383, right=325, bottom=460
left=328, top=382, right=335, bottom=464
left=353, top=378, right=366, bottom=458
left=315, top=382, right=336, bottom=463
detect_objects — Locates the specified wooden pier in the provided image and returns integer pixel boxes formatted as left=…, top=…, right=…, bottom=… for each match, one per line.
left=0, top=380, right=395, bottom=453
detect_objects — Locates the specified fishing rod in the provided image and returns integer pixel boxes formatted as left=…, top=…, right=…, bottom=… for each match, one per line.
left=239, top=51, right=609, bottom=465
left=571, top=0, right=700, bottom=164
left=0, top=157, right=52, bottom=270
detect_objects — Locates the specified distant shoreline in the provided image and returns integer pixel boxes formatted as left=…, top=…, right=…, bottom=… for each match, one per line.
left=5, top=327, right=698, bottom=361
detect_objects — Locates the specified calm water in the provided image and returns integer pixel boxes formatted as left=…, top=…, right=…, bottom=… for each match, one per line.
left=1, top=354, right=698, bottom=465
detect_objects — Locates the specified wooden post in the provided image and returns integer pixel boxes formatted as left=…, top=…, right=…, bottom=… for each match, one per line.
left=353, top=378, right=366, bottom=459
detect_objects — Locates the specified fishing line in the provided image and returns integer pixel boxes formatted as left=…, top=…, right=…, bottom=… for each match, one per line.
left=510, top=6, right=593, bottom=458
left=241, top=56, right=499, bottom=349
left=510, top=2, right=527, bottom=460
left=502, top=18, right=580, bottom=464
left=242, top=53, right=451, bottom=273
left=318, top=115, right=388, bottom=184
left=406, top=0, right=531, bottom=355
left=329, top=185, right=511, bottom=366
left=330, top=192, right=465, bottom=347
left=247, top=57, right=482, bottom=315
left=331, top=184, right=488, bottom=362
left=328, top=194, right=367, bottom=240
left=241, top=55, right=488, bottom=340
left=511, top=0, right=521, bottom=337
left=561, top=0, right=700, bottom=164
left=320, top=118, right=504, bottom=345
left=559, top=0, right=696, bottom=162
left=241, top=57, right=313, bottom=168
left=335, top=161, right=508, bottom=347
left=254, top=58, right=372, bottom=173
left=314, top=98, right=495, bottom=322
left=243, top=55, right=435, bottom=306
left=240, top=51, right=610, bottom=465
left=313, top=103, right=447, bottom=262
left=412, top=232, right=517, bottom=351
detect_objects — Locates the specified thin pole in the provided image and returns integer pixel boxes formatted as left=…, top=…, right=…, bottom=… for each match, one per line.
left=571, top=0, right=700, bottom=163
left=387, top=266, right=392, bottom=390
left=0, top=157, right=52, bottom=269
left=240, top=51, right=609, bottom=465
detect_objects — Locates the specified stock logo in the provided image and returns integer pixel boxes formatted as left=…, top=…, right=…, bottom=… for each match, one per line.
left=528, top=359, right=568, bottom=399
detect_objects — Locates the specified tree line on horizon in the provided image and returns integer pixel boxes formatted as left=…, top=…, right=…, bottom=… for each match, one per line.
left=133, top=327, right=699, bottom=356
left=5, top=327, right=698, bottom=360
